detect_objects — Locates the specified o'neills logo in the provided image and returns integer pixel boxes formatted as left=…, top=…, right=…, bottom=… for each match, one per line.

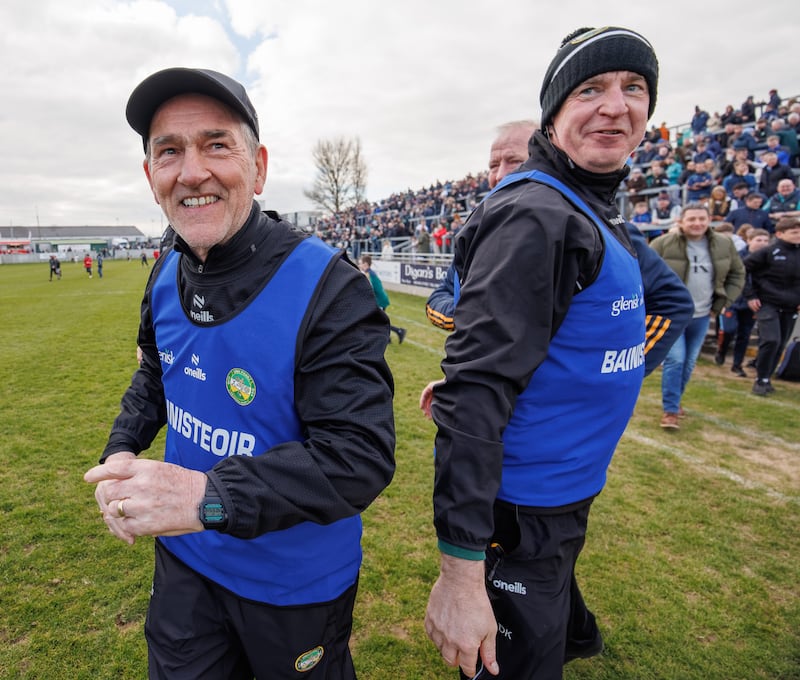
left=492, top=578, right=527, bottom=595
left=226, top=368, right=256, bottom=406
left=295, top=646, right=324, bottom=672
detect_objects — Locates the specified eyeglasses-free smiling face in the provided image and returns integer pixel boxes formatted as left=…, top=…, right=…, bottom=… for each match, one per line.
left=679, top=208, right=710, bottom=240
left=549, top=70, right=650, bottom=174
left=144, top=93, right=267, bottom=262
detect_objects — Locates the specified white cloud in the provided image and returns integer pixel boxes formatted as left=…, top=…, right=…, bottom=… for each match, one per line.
left=0, top=0, right=796, bottom=234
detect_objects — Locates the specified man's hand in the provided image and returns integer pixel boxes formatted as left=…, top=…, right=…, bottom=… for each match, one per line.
left=84, top=455, right=207, bottom=545
left=748, top=298, right=762, bottom=313
left=425, top=554, right=499, bottom=677
left=419, top=380, right=444, bottom=420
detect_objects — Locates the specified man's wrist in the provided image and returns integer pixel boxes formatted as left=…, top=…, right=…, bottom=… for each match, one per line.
left=438, top=538, right=485, bottom=562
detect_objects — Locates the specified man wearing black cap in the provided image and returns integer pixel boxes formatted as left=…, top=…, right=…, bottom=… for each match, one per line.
left=425, top=27, right=682, bottom=679
left=84, top=68, right=395, bottom=679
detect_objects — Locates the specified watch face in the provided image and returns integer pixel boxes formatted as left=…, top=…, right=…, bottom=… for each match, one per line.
left=202, top=501, right=225, bottom=524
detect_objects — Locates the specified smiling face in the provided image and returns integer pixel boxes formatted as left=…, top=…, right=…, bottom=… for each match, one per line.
left=549, top=70, right=650, bottom=173
left=777, top=179, right=796, bottom=197
left=679, top=207, right=710, bottom=240
left=144, top=94, right=267, bottom=262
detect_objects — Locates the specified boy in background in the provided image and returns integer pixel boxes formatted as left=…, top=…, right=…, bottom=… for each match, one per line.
left=745, top=217, right=800, bottom=394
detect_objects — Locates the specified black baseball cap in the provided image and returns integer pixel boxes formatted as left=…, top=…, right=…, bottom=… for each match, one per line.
left=126, top=67, right=259, bottom=150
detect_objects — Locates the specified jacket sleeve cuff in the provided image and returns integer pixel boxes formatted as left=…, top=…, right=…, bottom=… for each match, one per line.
left=438, top=539, right=485, bottom=561
left=204, top=470, right=238, bottom=535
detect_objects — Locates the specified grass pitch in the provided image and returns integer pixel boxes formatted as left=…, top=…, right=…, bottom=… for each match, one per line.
left=0, top=259, right=798, bottom=679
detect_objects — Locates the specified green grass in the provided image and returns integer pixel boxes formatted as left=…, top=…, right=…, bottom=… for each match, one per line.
left=1, top=260, right=798, bottom=679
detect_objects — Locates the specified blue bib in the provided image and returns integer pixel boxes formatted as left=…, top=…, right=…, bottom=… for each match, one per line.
left=151, top=237, right=362, bottom=605
left=461, top=171, right=645, bottom=506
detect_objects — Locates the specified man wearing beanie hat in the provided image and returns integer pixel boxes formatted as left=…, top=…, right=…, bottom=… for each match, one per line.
left=84, top=68, right=395, bottom=678
left=426, top=27, right=689, bottom=679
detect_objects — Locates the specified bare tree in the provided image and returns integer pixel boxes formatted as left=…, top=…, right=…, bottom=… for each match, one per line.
left=304, top=137, right=368, bottom=213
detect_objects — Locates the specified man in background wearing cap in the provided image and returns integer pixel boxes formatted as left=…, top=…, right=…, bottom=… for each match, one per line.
left=84, top=68, right=395, bottom=678
left=424, top=26, right=689, bottom=679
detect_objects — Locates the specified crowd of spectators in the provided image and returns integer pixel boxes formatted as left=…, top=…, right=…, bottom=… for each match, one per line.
left=312, top=170, right=489, bottom=259
left=621, top=89, right=800, bottom=240
left=311, top=89, right=799, bottom=255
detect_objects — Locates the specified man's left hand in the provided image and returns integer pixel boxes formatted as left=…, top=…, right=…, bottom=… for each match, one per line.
left=84, top=458, right=207, bottom=545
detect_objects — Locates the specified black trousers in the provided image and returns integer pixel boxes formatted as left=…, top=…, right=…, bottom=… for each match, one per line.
left=462, top=499, right=596, bottom=680
left=145, top=541, right=358, bottom=679
left=755, top=303, right=798, bottom=380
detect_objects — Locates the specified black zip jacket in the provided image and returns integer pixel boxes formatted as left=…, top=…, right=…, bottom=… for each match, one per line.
left=102, top=203, right=395, bottom=539
left=743, top=238, right=800, bottom=309
left=431, top=131, right=690, bottom=557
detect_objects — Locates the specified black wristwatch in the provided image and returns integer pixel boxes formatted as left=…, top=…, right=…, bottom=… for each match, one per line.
left=199, top=496, right=228, bottom=531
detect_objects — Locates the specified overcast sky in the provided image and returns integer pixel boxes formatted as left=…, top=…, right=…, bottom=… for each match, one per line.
left=2, top=0, right=797, bottom=236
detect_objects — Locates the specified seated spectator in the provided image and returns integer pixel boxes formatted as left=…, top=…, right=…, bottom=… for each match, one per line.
left=732, top=125, right=759, bottom=160
left=758, top=150, right=795, bottom=197
left=702, top=157, right=722, bottom=185
left=766, top=178, right=800, bottom=221
left=788, top=111, right=800, bottom=136
left=720, top=104, right=742, bottom=127
left=675, top=135, right=695, bottom=166
left=677, top=159, right=697, bottom=187
left=686, top=164, right=714, bottom=202
left=665, top=154, right=684, bottom=185
left=625, top=166, right=648, bottom=207
left=729, top=182, right=752, bottom=211
left=646, top=161, right=671, bottom=193
left=705, top=133, right=722, bottom=159
left=708, top=186, right=732, bottom=222
left=723, top=160, right=757, bottom=196
left=630, top=200, right=653, bottom=235
left=727, top=191, right=774, bottom=233
left=636, top=139, right=658, bottom=164
left=764, top=134, right=791, bottom=166
left=761, top=102, right=779, bottom=122
left=720, top=146, right=758, bottom=178
left=645, top=125, right=662, bottom=144
left=651, top=192, right=681, bottom=239
left=718, top=146, right=737, bottom=177
left=753, top=117, right=770, bottom=144
left=693, top=139, right=715, bottom=164
left=770, top=118, right=800, bottom=167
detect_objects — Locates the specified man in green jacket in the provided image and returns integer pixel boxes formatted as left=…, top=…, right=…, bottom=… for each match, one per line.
left=650, top=203, right=745, bottom=428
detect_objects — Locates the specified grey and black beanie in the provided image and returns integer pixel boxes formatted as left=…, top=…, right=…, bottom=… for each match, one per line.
left=539, top=26, right=658, bottom=127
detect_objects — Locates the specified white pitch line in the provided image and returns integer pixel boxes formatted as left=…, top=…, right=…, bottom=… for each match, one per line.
left=623, top=430, right=799, bottom=505
left=635, top=394, right=800, bottom=453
